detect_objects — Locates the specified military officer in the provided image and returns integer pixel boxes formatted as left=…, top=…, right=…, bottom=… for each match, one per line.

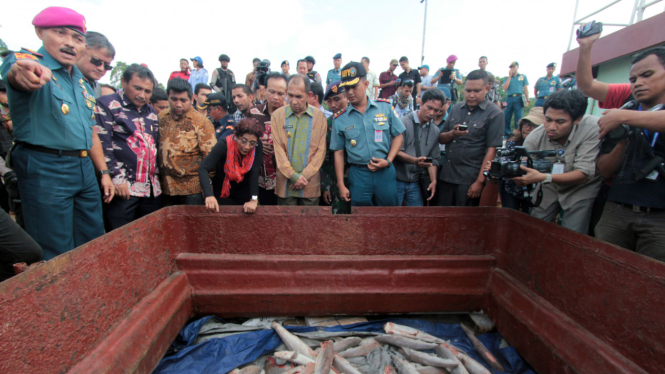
left=330, top=62, right=405, bottom=206
left=534, top=62, right=562, bottom=107
left=326, top=53, right=342, bottom=89
left=199, top=93, right=236, bottom=139
left=0, top=6, right=114, bottom=260
left=210, top=54, right=237, bottom=113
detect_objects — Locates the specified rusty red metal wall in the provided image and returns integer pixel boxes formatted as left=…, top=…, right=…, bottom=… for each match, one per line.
left=0, top=206, right=664, bottom=374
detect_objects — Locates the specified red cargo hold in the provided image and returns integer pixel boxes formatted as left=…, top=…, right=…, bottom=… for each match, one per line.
left=0, top=206, right=663, bottom=374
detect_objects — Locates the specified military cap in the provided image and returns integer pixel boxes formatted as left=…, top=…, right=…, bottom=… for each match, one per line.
left=509, top=61, right=519, bottom=67
left=32, top=6, right=87, bottom=36
left=333, top=53, right=342, bottom=60
left=323, top=80, right=345, bottom=101
left=191, top=56, right=203, bottom=65
left=219, top=54, right=230, bottom=62
left=418, top=65, right=430, bottom=71
left=305, top=56, right=316, bottom=64
left=339, top=62, right=367, bottom=87
left=547, top=62, right=557, bottom=69
left=197, top=93, right=228, bottom=111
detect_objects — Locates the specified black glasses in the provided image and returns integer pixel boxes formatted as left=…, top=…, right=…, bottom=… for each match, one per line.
left=86, top=53, right=113, bottom=71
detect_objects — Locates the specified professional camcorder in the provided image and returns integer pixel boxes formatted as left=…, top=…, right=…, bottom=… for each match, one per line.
left=256, top=59, right=271, bottom=87
left=486, top=146, right=555, bottom=180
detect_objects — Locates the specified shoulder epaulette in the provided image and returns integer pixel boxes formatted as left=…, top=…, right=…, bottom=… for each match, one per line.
left=334, top=108, right=347, bottom=119
left=375, top=98, right=391, bottom=103
left=21, top=48, right=43, bottom=58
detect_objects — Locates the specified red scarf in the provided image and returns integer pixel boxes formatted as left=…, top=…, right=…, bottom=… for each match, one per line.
left=221, top=135, right=255, bottom=198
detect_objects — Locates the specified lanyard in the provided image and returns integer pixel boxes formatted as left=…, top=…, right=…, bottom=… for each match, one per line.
left=638, top=105, right=660, bottom=148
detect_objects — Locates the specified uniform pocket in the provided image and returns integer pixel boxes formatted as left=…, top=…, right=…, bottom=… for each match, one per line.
left=344, top=126, right=360, bottom=139
left=51, top=86, right=73, bottom=126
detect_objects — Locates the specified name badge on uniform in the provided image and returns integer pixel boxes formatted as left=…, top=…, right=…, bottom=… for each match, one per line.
left=518, top=76, right=523, bottom=81
left=375, top=130, right=383, bottom=142
left=552, top=162, right=565, bottom=175
left=549, top=87, right=555, bottom=93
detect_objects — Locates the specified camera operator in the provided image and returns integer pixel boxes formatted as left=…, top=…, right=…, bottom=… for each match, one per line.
left=512, top=90, right=601, bottom=234
left=593, top=47, right=665, bottom=262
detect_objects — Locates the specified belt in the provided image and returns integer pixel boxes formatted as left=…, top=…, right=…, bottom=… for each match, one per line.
left=22, top=143, right=90, bottom=157
left=617, top=202, right=665, bottom=213
left=350, top=163, right=368, bottom=168
left=509, top=94, right=520, bottom=97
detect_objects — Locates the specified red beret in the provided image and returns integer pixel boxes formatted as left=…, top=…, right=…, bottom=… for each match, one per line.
left=32, top=7, right=87, bottom=36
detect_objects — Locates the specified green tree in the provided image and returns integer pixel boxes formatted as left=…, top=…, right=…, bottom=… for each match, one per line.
left=0, top=38, right=8, bottom=59
left=157, top=82, right=166, bottom=91
left=109, top=61, right=128, bottom=89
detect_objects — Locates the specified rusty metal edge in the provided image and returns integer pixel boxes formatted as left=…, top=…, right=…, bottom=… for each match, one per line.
left=67, top=272, right=193, bottom=374
left=489, top=269, right=649, bottom=374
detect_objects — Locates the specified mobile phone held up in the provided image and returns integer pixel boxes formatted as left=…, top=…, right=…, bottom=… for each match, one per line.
left=458, top=124, right=468, bottom=131
left=576, top=21, right=603, bottom=39
left=423, top=157, right=433, bottom=163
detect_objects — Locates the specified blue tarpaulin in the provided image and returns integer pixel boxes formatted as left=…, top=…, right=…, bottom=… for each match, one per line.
left=153, top=317, right=536, bottom=374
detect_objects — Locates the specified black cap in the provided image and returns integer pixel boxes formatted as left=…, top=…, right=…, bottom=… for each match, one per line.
left=197, top=93, right=228, bottom=111
left=333, top=53, right=342, bottom=60
left=509, top=61, right=519, bottom=68
left=547, top=62, right=557, bottom=69
left=324, top=80, right=345, bottom=101
left=339, top=62, right=367, bottom=87
left=305, top=56, right=316, bottom=64
left=218, top=54, right=230, bottom=62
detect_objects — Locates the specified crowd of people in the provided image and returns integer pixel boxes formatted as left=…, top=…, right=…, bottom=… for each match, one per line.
left=0, top=6, right=663, bottom=282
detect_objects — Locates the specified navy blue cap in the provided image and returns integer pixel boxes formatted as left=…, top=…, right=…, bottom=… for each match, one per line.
left=333, top=53, right=342, bottom=60
left=339, top=62, right=367, bottom=87
left=324, top=80, right=345, bottom=100
left=547, top=62, right=557, bottom=68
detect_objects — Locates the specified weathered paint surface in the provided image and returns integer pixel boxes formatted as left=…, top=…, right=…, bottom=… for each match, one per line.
left=0, top=205, right=663, bottom=374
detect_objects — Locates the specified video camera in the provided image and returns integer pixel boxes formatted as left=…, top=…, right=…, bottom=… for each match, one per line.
left=486, top=146, right=555, bottom=180
left=256, top=59, right=271, bottom=87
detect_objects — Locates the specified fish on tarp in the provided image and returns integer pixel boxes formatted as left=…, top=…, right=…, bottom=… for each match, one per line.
left=238, top=365, right=264, bottom=374
left=274, top=351, right=315, bottom=366
left=301, top=363, right=316, bottom=374
left=272, top=322, right=318, bottom=359
left=333, top=337, right=362, bottom=352
left=266, top=357, right=295, bottom=374
left=313, top=342, right=335, bottom=374
left=400, top=348, right=458, bottom=370
left=390, top=354, right=420, bottom=374
left=459, top=324, right=505, bottom=372
left=435, top=342, right=487, bottom=374
left=282, top=366, right=306, bottom=374
left=339, top=339, right=382, bottom=358
left=295, top=331, right=379, bottom=340
left=374, top=335, right=438, bottom=351
left=384, top=323, right=445, bottom=344
left=384, top=366, right=398, bottom=374
left=413, top=365, right=447, bottom=374
left=228, top=370, right=241, bottom=374
left=332, top=353, right=364, bottom=374
left=432, top=345, right=468, bottom=374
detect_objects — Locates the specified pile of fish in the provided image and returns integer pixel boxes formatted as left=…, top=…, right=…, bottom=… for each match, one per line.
left=228, top=322, right=506, bottom=374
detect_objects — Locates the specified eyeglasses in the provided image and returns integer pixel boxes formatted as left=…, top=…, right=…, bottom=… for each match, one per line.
left=86, top=52, right=113, bottom=71
left=235, top=136, right=257, bottom=148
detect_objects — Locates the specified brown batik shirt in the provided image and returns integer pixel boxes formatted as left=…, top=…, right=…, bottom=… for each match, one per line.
left=158, top=107, right=217, bottom=196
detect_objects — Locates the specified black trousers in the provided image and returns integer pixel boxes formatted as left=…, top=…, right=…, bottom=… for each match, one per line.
left=103, top=195, right=163, bottom=232
left=258, top=187, right=277, bottom=206
left=437, top=180, right=480, bottom=207
left=0, top=209, right=42, bottom=282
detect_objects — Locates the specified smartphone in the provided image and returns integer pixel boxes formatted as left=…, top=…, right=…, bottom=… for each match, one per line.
left=423, top=157, right=433, bottom=163
left=576, top=21, right=603, bottom=38
left=458, top=124, right=468, bottom=131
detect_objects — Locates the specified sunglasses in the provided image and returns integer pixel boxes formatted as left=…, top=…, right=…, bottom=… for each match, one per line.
left=87, top=54, right=113, bottom=71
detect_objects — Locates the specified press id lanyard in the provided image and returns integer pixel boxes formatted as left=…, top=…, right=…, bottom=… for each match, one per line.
left=552, top=148, right=565, bottom=174
left=638, top=105, right=660, bottom=148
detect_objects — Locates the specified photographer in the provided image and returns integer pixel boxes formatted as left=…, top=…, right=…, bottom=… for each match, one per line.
left=594, top=47, right=665, bottom=262
left=512, top=90, right=601, bottom=234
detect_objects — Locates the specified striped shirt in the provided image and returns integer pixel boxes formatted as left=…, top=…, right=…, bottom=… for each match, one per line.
left=271, top=105, right=327, bottom=198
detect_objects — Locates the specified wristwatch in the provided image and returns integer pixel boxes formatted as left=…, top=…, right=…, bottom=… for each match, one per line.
left=251, top=195, right=258, bottom=201
left=386, top=159, right=393, bottom=168
left=543, top=174, right=553, bottom=184
left=98, top=170, right=111, bottom=176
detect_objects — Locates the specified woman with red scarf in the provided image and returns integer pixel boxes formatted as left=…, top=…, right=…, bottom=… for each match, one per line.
left=199, top=119, right=264, bottom=213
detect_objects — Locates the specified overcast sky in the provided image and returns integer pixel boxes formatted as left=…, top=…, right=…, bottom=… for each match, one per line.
left=1, top=0, right=662, bottom=86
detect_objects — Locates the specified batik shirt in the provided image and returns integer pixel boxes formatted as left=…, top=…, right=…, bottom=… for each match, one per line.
left=95, top=93, right=161, bottom=197
left=158, top=107, right=216, bottom=196
left=248, top=103, right=276, bottom=190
